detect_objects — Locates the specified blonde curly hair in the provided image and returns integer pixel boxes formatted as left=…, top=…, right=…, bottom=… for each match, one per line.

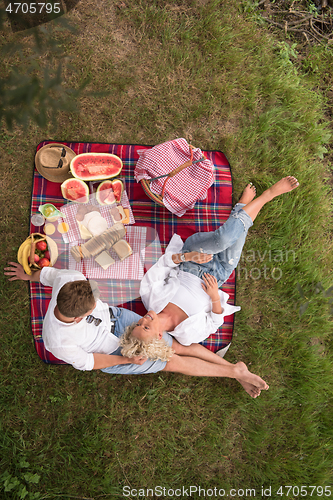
left=119, top=322, right=174, bottom=362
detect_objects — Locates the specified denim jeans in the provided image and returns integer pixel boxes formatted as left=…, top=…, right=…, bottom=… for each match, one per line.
left=179, top=204, right=253, bottom=287
left=108, top=306, right=141, bottom=338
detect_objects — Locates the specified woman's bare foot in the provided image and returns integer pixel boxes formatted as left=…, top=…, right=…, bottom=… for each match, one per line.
left=236, top=379, right=262, bottom=398
left=265, top=176, right=299, bottom=201
left=235, top=361, right=269, bottom=394
left=238, top=183, right=256, bottom=205
left=242, top=176, right=299, bottom=222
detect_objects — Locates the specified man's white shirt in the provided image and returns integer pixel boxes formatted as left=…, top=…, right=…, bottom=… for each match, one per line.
left=41, top=268, right=119, bottom=370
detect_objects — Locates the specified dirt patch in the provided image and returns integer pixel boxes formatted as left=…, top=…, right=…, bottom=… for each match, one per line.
left=67, top=0, right=137, bottom=62
left=310, top=337, right=326, bottom=355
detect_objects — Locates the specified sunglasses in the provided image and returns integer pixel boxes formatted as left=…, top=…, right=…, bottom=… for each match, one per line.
left=86, top=315, right=102, bottom=326
left=43, top=147, right=67, bottom=169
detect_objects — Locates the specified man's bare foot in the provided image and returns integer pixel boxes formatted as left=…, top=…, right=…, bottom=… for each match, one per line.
left=236, top=379, right=262, bottom=398
left=266, top=176, right=299, bottom=201
left=238, top=183, right=256, bottom=205
left=235, top=361, right=269, bottom=392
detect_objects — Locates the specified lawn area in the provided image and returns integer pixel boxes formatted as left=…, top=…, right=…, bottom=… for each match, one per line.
left=0, top=0, right=333, bottom=498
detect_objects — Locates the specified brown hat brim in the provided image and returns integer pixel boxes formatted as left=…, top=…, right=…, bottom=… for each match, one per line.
left=35, top=143, right=76, bottom=183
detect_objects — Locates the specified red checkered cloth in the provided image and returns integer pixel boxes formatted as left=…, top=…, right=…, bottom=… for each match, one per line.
left=134, top=138, right=215, bottom=217
left=68, top=226, right=147, bottom=281
left=30, top=141, right=236, bottom=364
left=59, top=189, right=135, bottom=243
left=59, top=194, right=145, bottom=280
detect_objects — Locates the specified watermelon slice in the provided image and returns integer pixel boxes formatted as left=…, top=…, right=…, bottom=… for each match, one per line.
left=70, top=153, right=123, bottom=181
left=96, top=181, right=116, bottom=205
left=96, top=179, right=124, bottom=205
left=61, top=179, right=89, bottom=203
left=111, top=179, right=124, bottom=202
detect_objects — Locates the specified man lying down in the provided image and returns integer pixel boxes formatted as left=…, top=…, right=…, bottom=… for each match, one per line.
left=5, top=260, right=268, bottom=398
left=5, top=179, right=299, bottom=397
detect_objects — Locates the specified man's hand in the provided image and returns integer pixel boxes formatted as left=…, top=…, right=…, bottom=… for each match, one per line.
left=172, top=251, right=213, bottom=265
left=126, top=355, right=148, bottom=365
left=4, top=262, right=30, bottom=281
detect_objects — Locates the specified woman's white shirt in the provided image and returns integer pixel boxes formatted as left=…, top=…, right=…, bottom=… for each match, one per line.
left=139, top=234, right=241, bottom=346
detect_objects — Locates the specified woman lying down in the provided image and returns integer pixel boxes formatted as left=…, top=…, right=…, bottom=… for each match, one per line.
left=120, top=177, right=299, bottom=384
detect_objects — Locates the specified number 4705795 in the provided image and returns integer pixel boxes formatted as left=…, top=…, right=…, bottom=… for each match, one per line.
left=277, top=486, right=331, bottom=497
left=5, top=3, right=61, bottom=14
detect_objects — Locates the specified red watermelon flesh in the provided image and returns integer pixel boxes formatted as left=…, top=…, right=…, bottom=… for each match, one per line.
left=112, top=179, right=124, bottom=202
left=61, top=179, right=89, bottom=203
left=70, top=153, right=123, bottom=181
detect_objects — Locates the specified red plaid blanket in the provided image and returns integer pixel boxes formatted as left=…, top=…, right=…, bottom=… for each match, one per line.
left=30, top=141, right=236, bottom=364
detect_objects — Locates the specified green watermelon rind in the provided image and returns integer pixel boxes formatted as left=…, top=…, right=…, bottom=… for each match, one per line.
left=70, top=153, right=123, bottom=181
left=61, top=178, right=89, bottom=203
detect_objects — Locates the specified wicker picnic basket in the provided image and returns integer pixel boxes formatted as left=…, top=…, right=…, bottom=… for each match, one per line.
left=140, top=145, right=204, bottom=207
left=136, top=139, right=211, bottom=210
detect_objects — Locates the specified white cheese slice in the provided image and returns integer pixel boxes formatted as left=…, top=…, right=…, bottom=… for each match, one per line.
left=94, top=251, right=115, bottom=270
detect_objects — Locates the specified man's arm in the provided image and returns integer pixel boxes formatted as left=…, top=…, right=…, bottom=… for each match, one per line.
left=4, top=262, right=41, bottom=282
left=93, top=353, right=147, bottom=370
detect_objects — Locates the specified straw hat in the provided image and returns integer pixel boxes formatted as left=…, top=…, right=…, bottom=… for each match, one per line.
left=35, top=143, right=76, bottom=183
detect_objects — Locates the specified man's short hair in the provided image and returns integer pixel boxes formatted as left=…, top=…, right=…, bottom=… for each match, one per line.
left=57, top=280, right=99, bottom=318
left=119, top=323, right=174, bottom=362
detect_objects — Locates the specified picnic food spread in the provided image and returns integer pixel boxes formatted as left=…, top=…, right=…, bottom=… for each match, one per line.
left=32, top=148, right=134, bottom=273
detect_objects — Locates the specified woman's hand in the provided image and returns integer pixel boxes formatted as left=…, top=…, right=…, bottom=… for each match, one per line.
left=202, top=273, right=223, bottom=314
left=187, top=251, right=213, bottom=264
left=201, top=273, right=219, bottom=301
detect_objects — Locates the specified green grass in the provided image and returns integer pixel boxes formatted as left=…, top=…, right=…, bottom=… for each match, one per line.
left=1, top=0, right=333, bottom=498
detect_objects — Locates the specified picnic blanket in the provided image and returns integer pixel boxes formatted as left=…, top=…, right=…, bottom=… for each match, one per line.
left=30, top=141, right=237, bottom=364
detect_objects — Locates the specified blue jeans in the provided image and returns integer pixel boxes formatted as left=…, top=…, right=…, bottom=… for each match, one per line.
left=109, top=306, right=141, bottom=338
left=101, top=306, right=173, bottom=375
left=179, top=204, right=253, bottom=287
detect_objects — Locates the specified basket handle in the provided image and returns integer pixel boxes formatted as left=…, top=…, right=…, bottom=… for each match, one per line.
left=147, top=146, right=193, bottom=183
left=160, top=146, right=194, bottom=197
left=143, top=144, right=206, bottom=199
left=167, top=145, right=194, bottom=177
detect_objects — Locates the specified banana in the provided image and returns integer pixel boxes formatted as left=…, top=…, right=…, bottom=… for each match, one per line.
left=45, top=236, right=58, bottom=266
left=22, top=242, right=32, bottom=275
left=17, top=238, right=32, bottom=265
left=18, top=233, right=57, bottom=273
